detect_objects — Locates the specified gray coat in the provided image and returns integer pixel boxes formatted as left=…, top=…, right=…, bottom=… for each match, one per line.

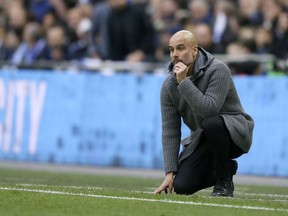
left=160, top=47, right=254, bottom=174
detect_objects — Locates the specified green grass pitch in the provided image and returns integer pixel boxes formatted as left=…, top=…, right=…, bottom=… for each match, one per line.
left=0, top=167, right=287, bottom=216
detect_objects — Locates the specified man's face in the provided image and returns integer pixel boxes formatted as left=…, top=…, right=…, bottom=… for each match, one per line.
left=168, top=33, right=196, bottom=66
left=108, top=0, right=126, bottom=9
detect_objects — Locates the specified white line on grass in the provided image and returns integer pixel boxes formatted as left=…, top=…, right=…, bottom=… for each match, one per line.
left=15, top=184, right=288, bottom=203
left=17, top=183, right=288, bottom=199
left=202, top=188, right=288, bottom=199
left=141, top=192, right=288, bottom=203
left=17, top=183, right=104, bottom=190
left=237, top=192, right=288, bottom=198
left=0, top=187, right=288, bottom=213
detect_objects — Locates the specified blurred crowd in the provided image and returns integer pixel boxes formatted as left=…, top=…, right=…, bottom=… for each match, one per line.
left=0, top=0, right=288, bottom=74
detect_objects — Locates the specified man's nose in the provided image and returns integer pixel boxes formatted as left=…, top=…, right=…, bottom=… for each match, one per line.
left=171, top=50, right=178, bottom=58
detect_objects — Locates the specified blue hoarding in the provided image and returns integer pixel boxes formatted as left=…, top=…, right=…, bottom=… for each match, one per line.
left=0, top=69, right=288, bottom=176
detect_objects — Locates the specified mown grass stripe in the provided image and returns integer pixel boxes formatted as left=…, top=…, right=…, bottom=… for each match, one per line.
left=237, top=192, right=288, bottom=198
left=0, top=187, right=287, bottom=213
left=16, top=183, right=288, bottom=201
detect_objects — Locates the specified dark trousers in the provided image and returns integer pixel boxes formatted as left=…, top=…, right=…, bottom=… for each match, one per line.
left=173, top=116, right=244, bottom=195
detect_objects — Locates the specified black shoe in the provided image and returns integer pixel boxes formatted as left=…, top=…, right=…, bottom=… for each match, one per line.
left=211, top=178, right=234, bottom=197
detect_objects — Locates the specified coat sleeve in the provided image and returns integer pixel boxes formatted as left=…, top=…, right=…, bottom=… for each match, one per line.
left=177, top=61, right=231, bottom=118
left=160, top=80, right=181, bottom=174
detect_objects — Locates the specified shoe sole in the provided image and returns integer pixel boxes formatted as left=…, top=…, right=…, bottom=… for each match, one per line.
left=211, top=192, right=234, bottom=197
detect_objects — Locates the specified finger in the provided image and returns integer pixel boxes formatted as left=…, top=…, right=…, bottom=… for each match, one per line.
left=175, top=62, right=184, bottom=67
left=153, top=187, right=161, bottom=194
left=154, top=186, right=165, bottom=194
left=168, top=187, right=173, bottom=194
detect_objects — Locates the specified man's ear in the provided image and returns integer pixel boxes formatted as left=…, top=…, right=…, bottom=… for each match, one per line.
left=192, top=45, right=198, bottom=58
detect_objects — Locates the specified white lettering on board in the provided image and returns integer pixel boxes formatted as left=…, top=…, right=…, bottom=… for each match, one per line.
left=0, top=79, right=47, bottom=155
left=13, top=81, right=28, bottom=154
left=0, top=79, right=5, bottom=151
left=3, top=81, right=15, bottom=153
left=29, top=81, right=47, bottom=155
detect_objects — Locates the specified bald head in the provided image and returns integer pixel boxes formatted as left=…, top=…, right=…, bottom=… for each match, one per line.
left=170, top=30, right=198, bottom=48
left=169, top=30, right=198, bottom=66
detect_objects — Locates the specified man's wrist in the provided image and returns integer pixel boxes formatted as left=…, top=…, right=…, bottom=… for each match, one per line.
left=166, top=172, right=175, bottom=177
left=176, top=76, right=185, bottom=84
left=177, top=77, right=186, bottom=84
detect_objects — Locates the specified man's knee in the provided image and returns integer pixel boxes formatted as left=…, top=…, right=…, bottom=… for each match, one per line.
left=173, top=177, right=198, bottom=195
left=201, top=116, right=224, bottom=133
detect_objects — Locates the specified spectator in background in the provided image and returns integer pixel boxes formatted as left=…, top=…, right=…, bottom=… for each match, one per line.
left=49, top=0, right=76, bottom=21
left=67, top=6, right=92, bottom=60
left=226, top=41, right=261, bottom=75
left=40, top=25, right=68, bottom=61
left=226, top=24, right=261, bottom=75
left=2, top=31, right=20, bottom=61
left=226, top=41, right=251, bottom=56
left=152, top=0, right=181, bottom=32
left=254, top=27, right=272, bottom=54
left=90, top=0, right=157, bottom=62
left=41, top=11, right=58, bottom=33
left=67, top=4, right=93, bottom=53
left=26, top=0, right=53, bottom=23
left=211, top=0, right=237, bottom=54
left=65, top=7, right=84, bottom=45
left=188, top=0, right=211, bottom=25
left=5, top=1, right=29, bottom=39
left=79, top=3, right=93, bottom=19
left=260, top=0, right=282, bottom=30
left=109, top=0, right=157, bottom=61
left=0, top=27, right=10, bottom=60
left=0, top=0, right=287, bottom=69
left=151, top=0, right=184, bottom=61
left=238, top=0, right=262, bottom=26
left=11, top=22, right=45, bottom=65
left=237, top=26, right=257, bottom=53
left=194, top=23, right=224, bottom=53
left=90, top=1, right=110, bottom=60
left=271, top=10, right=288, bottom=59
